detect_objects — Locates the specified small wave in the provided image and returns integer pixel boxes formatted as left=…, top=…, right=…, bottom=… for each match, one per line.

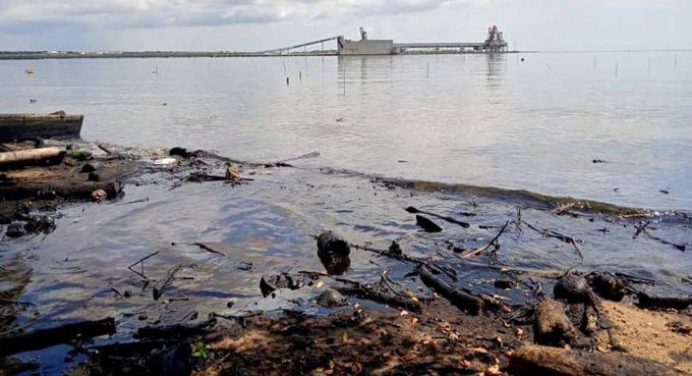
left=317, top=166, right=687, bottom=218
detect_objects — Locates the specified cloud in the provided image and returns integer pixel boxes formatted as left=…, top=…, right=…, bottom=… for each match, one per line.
left=0, top=0, right=459, bottom=31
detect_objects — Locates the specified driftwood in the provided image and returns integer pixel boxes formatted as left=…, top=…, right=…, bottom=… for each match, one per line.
left=191, top=242, right=253, bottom=270
left=637, top=291, right=692, bottom=310
left=405, top=206, right=470, bottom=228
left=350, top=242, right=418, bottom=265
left=644, top=230, right=686, bottom=252
left=0, top=318, right=116, bottom=355
left=276, top=151, right=320, bottom=164
left=415, top=215, right=443, bottom=232
left=418, top=265, right=485, bottom=314
left=458, top=220, right=510, bottom=258
left=509, top=345, right=681, bottom=376
left=523, top=220, right=584, bottom=263
left=128, top=251, right=160, bottom=279
left=0, top=179, right=122, bottom=201
left=535, top=299, right=575, bottom=346
left=153, top=265, right=187, bottom=300
left=634, top=222, right=686, bottom=251
left=348, top=242, right=458, bottom=281
left=0, top=147, right=63, bottom=166
left=334, top=278, right=422, bottom=313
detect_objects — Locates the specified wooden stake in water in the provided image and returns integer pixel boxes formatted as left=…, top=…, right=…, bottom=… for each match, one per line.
left=592, top=55, right=597, bottom=70
left=615, top=61, right=619, bottom=79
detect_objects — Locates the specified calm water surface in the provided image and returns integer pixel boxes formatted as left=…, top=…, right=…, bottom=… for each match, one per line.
left=1, top=52, right=691, bottom=209
left=1, top=53, right=691, bottom=373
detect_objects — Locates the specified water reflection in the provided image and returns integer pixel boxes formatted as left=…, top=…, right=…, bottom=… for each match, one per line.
left=484, top=53, right=505, bottom=90
left=0, top=252, right=33, bottom=334
left=0, top=52, right=690, bottom=208
left=337, top=55, right=396, bottom=92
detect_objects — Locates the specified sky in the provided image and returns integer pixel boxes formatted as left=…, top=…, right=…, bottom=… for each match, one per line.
left=0, top=0, right=690, bottom=51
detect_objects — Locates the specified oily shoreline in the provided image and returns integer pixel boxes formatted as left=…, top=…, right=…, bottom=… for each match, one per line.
left=0, top=140, right=690, bottom=375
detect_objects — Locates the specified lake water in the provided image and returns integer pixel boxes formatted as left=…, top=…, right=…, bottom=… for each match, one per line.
left=1, top=53, right=691, bottom=373
left=1, top=52, right=691, bottom=210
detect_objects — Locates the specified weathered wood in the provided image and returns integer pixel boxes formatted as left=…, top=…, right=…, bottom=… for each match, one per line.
left=458, top=220, right=510, bottom=258
left=405, top=206, right=470, bottom=228
left=0, top=318, right=116, bottom=355
left=0, top=179, right=122, bottom=200
left=509, top=345, right=681, bottom=376
left=637, top=291, right=692, bottom=310
left=535, top=299, right=576, bottom=346
left=418, top=265, right=484, bottom=314
left=152, top=265, right=186, bottom=300
left=0, top=114, right=83, bottom=141
left=334, top=279, right=422, bottom=313
left=415, top=215, right=443, bottom=232
left=0, top=147, right=64, bottom=168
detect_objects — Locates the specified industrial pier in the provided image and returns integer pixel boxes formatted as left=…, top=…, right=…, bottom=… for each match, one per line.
left=0, top=26, right=512, bottom=60
left=336, top=26, right=509, bottom=55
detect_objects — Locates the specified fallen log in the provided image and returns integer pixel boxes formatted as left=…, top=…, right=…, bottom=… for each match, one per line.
left=418, top=265, right=485, bottom=314
left=509, top=344, right=681, bottom=376
left=0, top=147, right=65, bottom=169
left=0, top=179, right=122, bottom=201
left=334, top=279, right=422, bottom=313
left=535, top=299, right=576, bottom=346
left=0, top=318, right=116, bottom=355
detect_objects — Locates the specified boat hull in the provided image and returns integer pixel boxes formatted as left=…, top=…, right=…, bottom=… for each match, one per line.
left=0, top=113, right=83, bottom=141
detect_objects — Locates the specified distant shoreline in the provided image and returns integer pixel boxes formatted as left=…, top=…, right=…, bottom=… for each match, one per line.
left=0, top=50, right=524, bottom=60
left=1, top=49, right=690, bottom=60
